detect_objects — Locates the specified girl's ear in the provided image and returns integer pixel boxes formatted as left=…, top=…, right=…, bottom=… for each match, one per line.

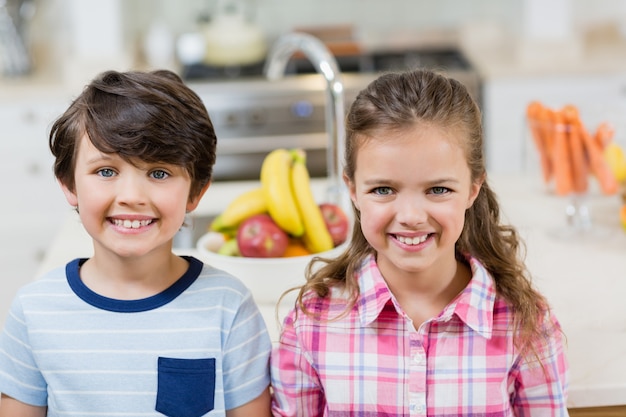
left=59, top=180, right=78, bottom=207
left=343, top=172, right=359, bottom=210
left=466, top=175, right=485, bottom=209
left=186, top=182, right=211, bottom=212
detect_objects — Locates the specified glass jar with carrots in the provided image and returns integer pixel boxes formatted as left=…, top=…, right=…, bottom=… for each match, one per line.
left=526, top=101, right=626, bottom=234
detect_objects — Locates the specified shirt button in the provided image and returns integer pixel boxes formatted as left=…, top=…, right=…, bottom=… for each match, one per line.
left=409, top=402, right=426, bottom=413
left=413, top=352, right=425, bottom=365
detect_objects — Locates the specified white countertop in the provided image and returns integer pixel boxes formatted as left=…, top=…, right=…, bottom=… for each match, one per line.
left=35, top=175, right=626, bottom=408
left=457, top=22, right=626, bottom=79
left=486, top=176, right=626, bottom=409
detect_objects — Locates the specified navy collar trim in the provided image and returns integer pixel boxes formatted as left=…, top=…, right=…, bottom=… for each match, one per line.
left=66, top=256, right=202, bottom=313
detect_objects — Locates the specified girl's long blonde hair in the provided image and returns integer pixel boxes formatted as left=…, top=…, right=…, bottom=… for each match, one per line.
left=290, top=68, right=555, bottom=356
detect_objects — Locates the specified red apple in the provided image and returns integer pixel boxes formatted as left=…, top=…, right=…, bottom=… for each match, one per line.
left=236, top=214, right=289, bottom=258
left=319, top=203, right=350, bottom=246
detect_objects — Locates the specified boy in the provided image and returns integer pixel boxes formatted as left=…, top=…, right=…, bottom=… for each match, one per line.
left=0, top=70, right=272, bottom=417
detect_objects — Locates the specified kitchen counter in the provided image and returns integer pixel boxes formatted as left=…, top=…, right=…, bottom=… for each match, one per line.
left=34, top=174, right=626, bottom=409
left=457, top=22, right=626, bottom=79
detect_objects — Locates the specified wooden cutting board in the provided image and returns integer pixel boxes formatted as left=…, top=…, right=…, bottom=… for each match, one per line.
left=292, top=24, right=362, bottom=57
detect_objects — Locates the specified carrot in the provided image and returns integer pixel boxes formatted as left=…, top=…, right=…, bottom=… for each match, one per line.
left=539, top=107, right=556, bottom=176
left=551, top=110, right=574, bottom=196
left=561, top=105, right=589, bottom=193
left=579, top=121, right=619, bottom=195
left=594, top=121, right=614, bottom=149
left=526, top=101, right=553, bottom=183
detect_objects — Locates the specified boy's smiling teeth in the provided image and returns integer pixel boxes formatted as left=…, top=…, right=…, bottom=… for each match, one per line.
left=396, top=234, right=428, bottom=245
left=112, top=219, right=153, bottom=229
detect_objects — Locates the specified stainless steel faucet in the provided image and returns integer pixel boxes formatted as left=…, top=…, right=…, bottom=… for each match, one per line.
left=264, top=32, right=348, bottom=209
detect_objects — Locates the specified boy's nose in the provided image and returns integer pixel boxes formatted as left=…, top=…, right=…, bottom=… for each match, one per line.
left=116, top=175, right=148, bottom=205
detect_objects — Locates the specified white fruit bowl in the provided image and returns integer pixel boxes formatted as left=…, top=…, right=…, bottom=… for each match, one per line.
left=196, top=232, right=348, bottom=305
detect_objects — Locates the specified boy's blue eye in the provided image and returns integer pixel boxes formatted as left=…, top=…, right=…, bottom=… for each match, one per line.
left=150, top=170, right=169, bottom=180
left=97, top=168, right=115, bottom=178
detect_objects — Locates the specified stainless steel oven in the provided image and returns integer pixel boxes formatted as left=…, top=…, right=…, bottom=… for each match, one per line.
left=184, top=48, right=482, bottom=181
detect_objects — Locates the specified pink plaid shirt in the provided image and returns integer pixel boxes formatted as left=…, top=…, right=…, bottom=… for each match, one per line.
left=270, top=254, right=569, bottom=416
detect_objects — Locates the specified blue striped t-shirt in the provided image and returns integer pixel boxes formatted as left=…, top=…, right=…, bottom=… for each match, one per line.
left=0, top=256, right=271, bottom=416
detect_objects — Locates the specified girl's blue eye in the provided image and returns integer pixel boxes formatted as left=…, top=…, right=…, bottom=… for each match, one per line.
left=431, top=186, right=449, bottom=195
left=150, top=170, right=169, bottom=180
left=97, top=168, right=115, bottom=178
left=373, top=186, right=393, bottom=195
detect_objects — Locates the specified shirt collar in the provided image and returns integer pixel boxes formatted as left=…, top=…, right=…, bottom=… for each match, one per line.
left=355, top=254, right=394, bottom=326
left=441, top=256, right=496, bottom=339
left=355, top=254, right=497, bottom=339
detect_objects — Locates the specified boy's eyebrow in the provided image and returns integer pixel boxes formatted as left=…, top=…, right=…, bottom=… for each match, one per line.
left=85, top=154, right=115, bottom=165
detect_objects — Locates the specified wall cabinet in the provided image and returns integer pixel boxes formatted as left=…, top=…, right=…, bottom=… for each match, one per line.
left=483, top=73, right=626, bottom=174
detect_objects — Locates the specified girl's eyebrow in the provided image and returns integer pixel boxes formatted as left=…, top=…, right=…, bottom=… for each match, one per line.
left=427, top=177, right=461, bottom=185
left=362, top=178, right=393, bottom=185
left=363, top=177, right=461, bottom=186
left=362, top=178, right=399, bottom=189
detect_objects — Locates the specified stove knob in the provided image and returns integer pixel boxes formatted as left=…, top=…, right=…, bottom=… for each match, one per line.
left=225, top=112, right=239, bottom=127
left=291, top=100, right=314, bottom=118
left=247, top=109, right=267, bottom=126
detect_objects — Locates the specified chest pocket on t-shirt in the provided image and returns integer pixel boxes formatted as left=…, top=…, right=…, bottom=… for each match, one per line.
left=156, top=357, right=216, bottom=417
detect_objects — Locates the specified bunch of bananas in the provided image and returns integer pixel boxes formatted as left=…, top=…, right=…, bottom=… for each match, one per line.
left=210, top=148, right=335, bottom=256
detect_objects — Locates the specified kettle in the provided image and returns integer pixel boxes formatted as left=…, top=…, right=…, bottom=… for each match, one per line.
left=203, top=0, right=267, bottom=67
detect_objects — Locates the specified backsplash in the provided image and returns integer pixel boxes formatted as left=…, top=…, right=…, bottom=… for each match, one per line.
left=124, top=0, right=520, bottom=42
left=122, top=0, right=626, bottom=41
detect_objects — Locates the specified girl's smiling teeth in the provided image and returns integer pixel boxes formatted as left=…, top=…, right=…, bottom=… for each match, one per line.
left=396, top=234, right=429, bottom=245
left=111, top=218, right=154, bottom=229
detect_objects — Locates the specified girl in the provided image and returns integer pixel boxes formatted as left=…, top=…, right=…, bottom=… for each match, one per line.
left=270, top=69, right=569, bottom=416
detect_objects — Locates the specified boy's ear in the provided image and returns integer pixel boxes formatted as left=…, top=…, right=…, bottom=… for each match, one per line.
left=59, top=180, right=78, bottom=207
left=186, top=182, right=211, bottom=212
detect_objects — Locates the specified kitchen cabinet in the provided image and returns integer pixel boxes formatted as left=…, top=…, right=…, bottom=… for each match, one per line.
left=482, top=73, right=626, bottom=175
left=0, top=97, right=70, bottom=321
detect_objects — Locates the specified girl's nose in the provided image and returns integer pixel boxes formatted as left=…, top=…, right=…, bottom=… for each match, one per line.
left=396, top=196, right=427, bottom=226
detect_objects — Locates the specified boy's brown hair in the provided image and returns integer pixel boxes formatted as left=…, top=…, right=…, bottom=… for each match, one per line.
left=49, top=69, right=216, bottom=200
